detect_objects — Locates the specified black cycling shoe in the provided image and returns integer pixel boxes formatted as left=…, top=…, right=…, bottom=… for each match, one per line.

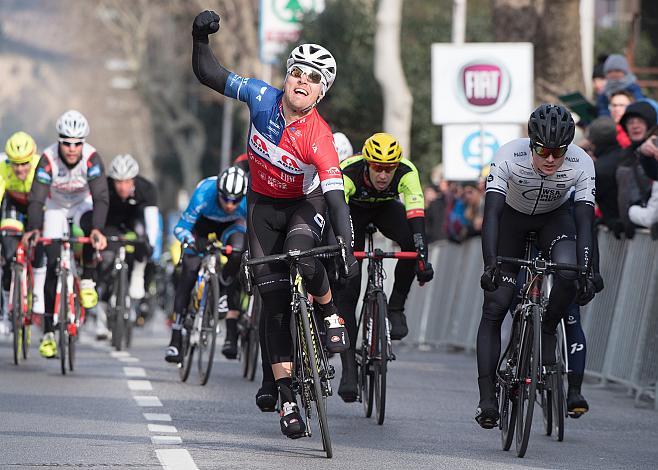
left=165, top=329, right=182, bottom=363
left=280, top=402, right=306, bottom=439
left=475, top=404, right=499, bottom=429
left=221, top=338, right=238, bottom=359
left=567, top=389, right=589, bottom=418
left=338, top=351, right=358, bottom=403
left=256, top=382, right=278, bottom=412
left=388, top=308, right=408, bottom=340
left=542, top=330, right=557, bottom=366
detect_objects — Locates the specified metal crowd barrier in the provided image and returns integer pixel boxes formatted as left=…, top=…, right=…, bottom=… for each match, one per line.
left=391, top=230, right=658, bottom=409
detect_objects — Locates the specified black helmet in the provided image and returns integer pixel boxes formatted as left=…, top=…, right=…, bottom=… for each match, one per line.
left=217, top=166, right=248, bottom=202
left=528, top=104, right=575, bottom=148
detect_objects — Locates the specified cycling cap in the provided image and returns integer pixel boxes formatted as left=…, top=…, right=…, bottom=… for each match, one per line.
left=56, top=110, right=90, bottom=139
left=287, top=43, right=337, bottom=93
left=333, top=132, right=353, bottom=162
left=362, top=132, right=403, bottom=164
left=217, top=166, right=248, bottom=201
left=528, top=104, right=575, bottom=148
left=5, top=131, right=37, bottom=164
left=109, top=154, right=139, bottom=180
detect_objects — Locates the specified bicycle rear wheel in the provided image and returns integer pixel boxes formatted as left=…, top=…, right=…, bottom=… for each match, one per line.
left=11, top=264, right=23, bottom=365
left=551, top=364, right=565, bottom=441
left=499, top=378, right=517, bottom=451
left=198, top=275, right=219, bottom=385
left=359, top=301, right=374, bottom=418
left=68, top=293, right=82, bottom=372
left=374, top=292, right=388, bottom=425
left=515, top=305, right=540, bottom=457
left=300, top=299, right=332, bottom=458
left=111, top=274, right=124, bottom=350
left=59, top=274, right=68, bottom=375
left=179, top=324, right=194, bottom=382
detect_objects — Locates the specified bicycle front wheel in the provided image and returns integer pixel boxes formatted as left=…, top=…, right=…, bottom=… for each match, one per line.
left=515, top=305, right=540, bottom=457
left=246, top=292, right=261, bottom=381
left=358, top=300, right=374, bottom=418
left=59, top=273, right=68, bottom=375
left=198, top=274, right=219, bottom=385
left=11, top=264, right=23, bottom=365
left=299, top=299, right=332, bottom=458
left=374, top=292, right=388, bottom=425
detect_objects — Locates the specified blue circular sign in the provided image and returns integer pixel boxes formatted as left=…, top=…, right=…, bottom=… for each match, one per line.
left=462, top=131, right=499, bottom=170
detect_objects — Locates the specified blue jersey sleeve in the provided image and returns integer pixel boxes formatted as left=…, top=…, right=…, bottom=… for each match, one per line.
left=173, top=178, right=215, bottom=244
left=224, top=73, right=280, bottom=114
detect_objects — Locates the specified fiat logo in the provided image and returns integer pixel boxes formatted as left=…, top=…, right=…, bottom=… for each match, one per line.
left=459, top=60, right=510, bottom=113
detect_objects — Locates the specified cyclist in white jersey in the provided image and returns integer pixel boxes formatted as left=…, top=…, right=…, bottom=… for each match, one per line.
left=474, top=104, right=597, bottom=429
left=23, top=110, right=108, bottom=358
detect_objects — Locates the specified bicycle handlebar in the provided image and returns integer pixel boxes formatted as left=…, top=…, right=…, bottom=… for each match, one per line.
left=497, top=256, right=584, bottom=274
left=246, top=244, right=342, bottom=267
left=354, top=250, right=419, bottom=260
left=105, top=236, right=149, bottom=246
left=36, top=236, right=94, bottom=246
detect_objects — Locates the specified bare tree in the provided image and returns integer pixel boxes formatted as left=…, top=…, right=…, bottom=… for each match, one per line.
left=374, top=0, right=412, bottom=153
left=492, top=0, right=585, bottom=103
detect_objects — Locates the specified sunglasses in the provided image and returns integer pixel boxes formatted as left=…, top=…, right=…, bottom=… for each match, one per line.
left=11, top=161, right=31, bottom=168
left=289, top=65, right=323, bottom=85
left=59, top=139, right=84, bottom=148
left=369, top=162, right=399, bottom=173
left=531, top=142, right=568, bottom=159
left=219, top=194, right=243, bottom=205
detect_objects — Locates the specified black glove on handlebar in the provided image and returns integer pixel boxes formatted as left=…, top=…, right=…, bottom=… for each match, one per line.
left=416, top=261, right=434, bottom=283
left=575, top=276, right=596, bottom=306
left=592, top=272, right=604, bottom=293
left=193, top=10, right=220, bottom=39
left=480, top=264, right=499, bottom=292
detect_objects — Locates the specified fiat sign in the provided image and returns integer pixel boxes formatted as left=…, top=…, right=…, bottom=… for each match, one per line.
left=432, top=43, right=533, bottom=124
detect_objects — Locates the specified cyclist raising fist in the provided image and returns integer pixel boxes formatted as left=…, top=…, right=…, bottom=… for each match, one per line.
left=192, top=10, right=357, bottom=439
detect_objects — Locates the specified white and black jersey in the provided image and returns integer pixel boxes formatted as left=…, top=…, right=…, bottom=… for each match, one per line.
left=486, top=138, right=596, bottom=215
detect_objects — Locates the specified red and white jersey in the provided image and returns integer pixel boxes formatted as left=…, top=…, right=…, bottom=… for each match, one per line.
left=225, top=73, right=344, bottom=198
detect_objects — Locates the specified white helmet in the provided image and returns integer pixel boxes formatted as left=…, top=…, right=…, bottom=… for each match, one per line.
left=332, top=132, right=353, bottom=162
left=286, top=43, right=337, bottom=92
left=217, top=166, right=248, bottom=201
left=56, top=110, right=90, bottom=139
left=109, top=154, right=139, bottom=180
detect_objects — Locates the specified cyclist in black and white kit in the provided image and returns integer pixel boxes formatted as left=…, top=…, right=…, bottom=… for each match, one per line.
left=475, top=104, right=598, bottom=429
left=95, top=154, right=159, bottom=339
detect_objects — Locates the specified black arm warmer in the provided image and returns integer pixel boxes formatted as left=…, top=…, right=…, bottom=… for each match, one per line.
left=573, top=201, right=595, bottom=273
left=408, top=216, right=428, bottom=255
left=639, top=152, right=658, bottom=180
left=324, top=190, right=354, bottom=252
left=481, top=192, right=506, bottom=266
left=26, top=156, right=50, bottom=231
left=192, top=37, right=231, bottom=94
left=88, top=154, right=109, bottom=230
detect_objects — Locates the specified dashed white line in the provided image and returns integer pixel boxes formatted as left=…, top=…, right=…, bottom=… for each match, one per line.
left=110, top=351, right=131, bottom=358
left=148, top=424, right=178, bottom=433
left=144, top=413, right=172, bottom=422
left=127, top=380, right=153, bottom=391
left=151, top=435, right=183, bottom=445
left=123, top=366, right=147, bottom=377
left=155, top=449, right=198, bottom=470
left=134, top=395, right=163, bottom=407
left=119, top=356, right=140, bottom=363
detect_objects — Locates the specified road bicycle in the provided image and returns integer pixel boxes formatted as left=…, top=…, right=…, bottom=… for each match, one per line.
left=496, top=232, right=582, bottom=457
left=353, top=223, right=419, bottom=425
left=244, top=241, right=347, bottom=459
left=178, top=239, right=235, bottom=385
left=238, top=281, right=261, bottom=382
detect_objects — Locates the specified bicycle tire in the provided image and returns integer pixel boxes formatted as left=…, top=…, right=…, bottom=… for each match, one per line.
left=499, top=377, right=517, bottom=451
left=21, top=321, right=29, bottom=360
left=515, top=305, right=540, bottom=457
left=11, top=263, right=23, bottom=365
left=359, top=300, right=374, bottom=418
left=542, top=387, right=553, bottom=436
left=69, top=293, right=82, bottom=372
left=59, top=272, right=68, bottom=375
left=122, top=261, right=133, bottom=349
left=198, top=274, right=219, bottom=386
left=111, top=273, right=124, bottom=350
left=374, top=292, right=387, bottom=425
left=552, top=363, right=565, bottom=441
left=179, top=325, right=194, bottom=382
left=299, top=299, right=332, bottom=458
left=246, top=293, right=261, bottom=382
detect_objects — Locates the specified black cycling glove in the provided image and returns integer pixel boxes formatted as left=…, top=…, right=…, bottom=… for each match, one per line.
left=193, top=10, right=220, bottom=39
left=480, top=264, right=499, bottom=292
left=575, top=276, right=596, bottom=306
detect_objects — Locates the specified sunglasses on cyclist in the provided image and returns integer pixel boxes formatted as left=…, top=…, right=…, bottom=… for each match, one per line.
left=59, top=139, right=84, bottom=148
left=368, top=162, right=399, bottom=173
left=288, top=65, right=323, bottom=85
left=219, top=194, right=243, bottom=205
left=531, top=141, right=568, bottom=159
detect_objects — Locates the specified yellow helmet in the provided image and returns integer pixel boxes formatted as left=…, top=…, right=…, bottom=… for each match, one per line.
left=5, top=131, right=37, bottom=164
left=362, top=132, right=402, bottom=164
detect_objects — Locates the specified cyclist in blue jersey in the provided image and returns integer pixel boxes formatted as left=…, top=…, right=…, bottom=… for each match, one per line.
left=165, top=167, right=248, bottom=362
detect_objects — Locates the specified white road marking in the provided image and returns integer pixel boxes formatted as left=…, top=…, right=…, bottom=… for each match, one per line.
left=134, top=396, right=162, bottom=407
left=127, top=380, right=153, bottom=391
left=110, top=351, right=131, bottom=358
left=119, top=356, right=140, bottom=363
left=151, top=435, right=183, bottom=445
left=155, top=449, right=198, bottom=470
left=123, top=366, right=147, bottom=377
left=148, top=424, right=177, bottom=433
left=143, top=413, right=172, bottom=422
